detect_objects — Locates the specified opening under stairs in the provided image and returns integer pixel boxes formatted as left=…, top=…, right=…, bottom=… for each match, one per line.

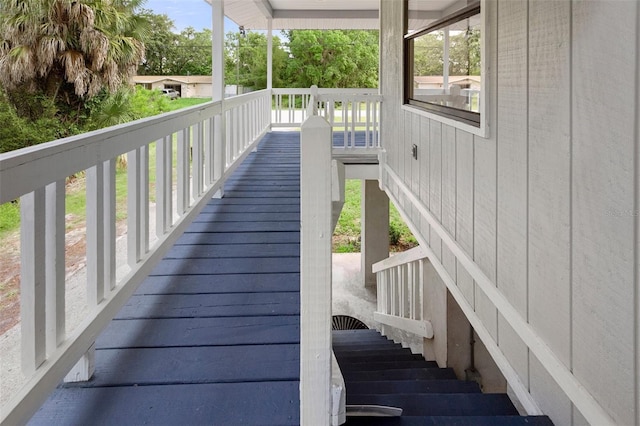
left=333, top=329, right=554, bottom=426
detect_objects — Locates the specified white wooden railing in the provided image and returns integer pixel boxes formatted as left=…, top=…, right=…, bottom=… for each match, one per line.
left=0, top=89, right=271, bottom=425
left=272, top=88, right=382, bottom=149
left=372, top=246, right=434, bottom=339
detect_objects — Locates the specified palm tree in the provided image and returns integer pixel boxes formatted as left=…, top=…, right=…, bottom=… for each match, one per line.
left=0, top=0, right=148, bottom=117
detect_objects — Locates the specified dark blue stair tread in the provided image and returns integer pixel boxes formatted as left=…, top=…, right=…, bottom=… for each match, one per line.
left=29, top=381, right=299, bottom=426
left=343, top=368, right=457, bottom=381
left=332, top=341, right=400, bottom=349
left=335, top=353, right=425, bottom=363
left=347, top=394, right=519, bottom=416
left=185, top=221, right=300, bottom=233
left=344, top=416, right=554, bottom=425
left=96, top=316, right=299, bottom=349
left=176, top=231, right=299, bottom=245
left=64, top=344, right=299, bottom=387
left=333, top=335, right=392, bottom=343
left=193, top=212, right=300, bottom=222
left=137, top=273, right=300, bottom=295
left=345, top=380, right=481, bottom=395
left=115, top=292, right=300, bottom=319
left=333, top=329, right=383, bottom=337
left=150, top=257, right=299, bottom=275
left=333, top=345, right=410, bottom=354
left=200, top=203, right=300, bottom=213
left=165, top=243, right=300, bottom=259
left=338, top=360, right=440, bottom=371
left=334, top=348, right=418, bottom=358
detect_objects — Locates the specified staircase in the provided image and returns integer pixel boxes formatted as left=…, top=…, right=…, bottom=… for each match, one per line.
left=333, top=329, right=554, bottom=426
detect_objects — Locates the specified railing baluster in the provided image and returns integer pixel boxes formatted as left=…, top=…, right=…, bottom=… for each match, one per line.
left=45, top=180, right=65, bottom=354
left=419, top=259, right=425, bottom=321
left=193, top=123, right=203, bottom=198
left=408, top=262, right=415, bottom=319
left=350, top=100, right=356, bottom=148
left=20, top=188, right=46, bottom=375
left=127, top=149, right=143, bottom=266
left=177, top=128, right=190, bottom=215
left=140, top=146, right=149, bottom=255
left=104, top=160, right=116, bottom=292
left=205, top=118, right=215, bottom=186
left=87, top=163, right=105, bottom=304
left=156, top=136, right=172, bottom=236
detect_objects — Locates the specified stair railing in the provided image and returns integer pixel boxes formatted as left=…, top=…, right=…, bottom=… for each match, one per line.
left=0, top=89, right=272, bottom=425
left=372, top=246, right=434, bottom=339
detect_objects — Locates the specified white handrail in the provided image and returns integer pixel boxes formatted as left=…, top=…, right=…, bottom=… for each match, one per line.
left=0, top=89, right=272, bottom=425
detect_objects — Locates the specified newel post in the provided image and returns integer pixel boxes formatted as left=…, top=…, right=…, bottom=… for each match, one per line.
left=300, top=111, right=333, bottom=424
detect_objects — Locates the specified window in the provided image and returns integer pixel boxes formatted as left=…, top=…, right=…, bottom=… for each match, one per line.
left=405, top=1, right=482, bottom=128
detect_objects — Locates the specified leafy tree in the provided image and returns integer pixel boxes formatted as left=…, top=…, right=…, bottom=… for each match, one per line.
left=225, top=31, right=288, bottom=90
left=284, top=30, right=379, bottom=88
left=448, top=28, right=480, bottom=76
left=413, top=32, right=444, bottom=76
left=0, top=0, right=149, bottom=120
left=171, top=27, right=212, bottom=75
left=137, top=9, right=178, bottom=75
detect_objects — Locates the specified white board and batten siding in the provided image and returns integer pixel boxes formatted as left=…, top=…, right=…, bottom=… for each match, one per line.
left=379, top=1, right=640, bottom=425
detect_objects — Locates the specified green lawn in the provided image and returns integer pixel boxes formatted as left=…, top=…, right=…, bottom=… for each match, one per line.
left=167, top=97, right=211, bottom=110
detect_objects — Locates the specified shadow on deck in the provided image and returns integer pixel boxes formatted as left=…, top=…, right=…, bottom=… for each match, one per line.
left=30, top=132, right=303, bottom=425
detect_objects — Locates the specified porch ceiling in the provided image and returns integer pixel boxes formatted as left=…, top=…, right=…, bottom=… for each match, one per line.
left=212, top=0, right=462, bottom=31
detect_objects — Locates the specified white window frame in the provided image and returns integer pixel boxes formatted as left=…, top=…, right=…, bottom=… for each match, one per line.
left=404, top=0, right=488, bottom=138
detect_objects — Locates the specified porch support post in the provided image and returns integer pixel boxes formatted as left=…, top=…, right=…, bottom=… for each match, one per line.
left=300, top=115, right=333, bottom=424
left=267, top=18, right=273, bottom=90
left=361, top=179, right=389, bottom=288
left=212, top=0, right=225, bottom=198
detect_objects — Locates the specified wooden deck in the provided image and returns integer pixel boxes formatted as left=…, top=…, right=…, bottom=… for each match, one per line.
left=29, top=132, right=302, bottom=425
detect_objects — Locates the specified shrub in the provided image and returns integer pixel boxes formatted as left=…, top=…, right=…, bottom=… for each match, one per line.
left=0, top=89, right=73, bottom=153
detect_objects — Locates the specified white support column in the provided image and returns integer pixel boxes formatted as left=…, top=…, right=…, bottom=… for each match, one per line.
left=212, top=0, right=225, bottom=198
left=361, top=179, right=390, bottom=287
left=443, top=27, right=450, bottom=91
left=300, top=115, right=333, bottom=424
left=267, top=18, right=273, bottom=90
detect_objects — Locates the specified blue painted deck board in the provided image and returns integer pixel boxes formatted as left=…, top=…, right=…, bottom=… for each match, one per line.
left=165, top=243, right=300, bottom=258
left=72, top=344, right=299, bottom=387
left=175, top=231, right=299, bottom=245
left=30, top=131, right=302, bottom=425
left=29, top=382, right=299, bottom=425
left=115, top=292, right=300, bottom=319
left=136, top=273, right=300, bottom=294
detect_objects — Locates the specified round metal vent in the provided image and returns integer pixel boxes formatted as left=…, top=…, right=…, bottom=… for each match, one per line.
left=332, top=315, right=368, bottom=330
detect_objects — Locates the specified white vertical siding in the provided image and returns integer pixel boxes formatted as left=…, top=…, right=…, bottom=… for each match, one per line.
left=380, top=0, right=640, bottom=424
left=571, top=2, right=637, bottom=425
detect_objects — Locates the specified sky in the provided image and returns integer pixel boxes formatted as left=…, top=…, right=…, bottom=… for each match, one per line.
left=144, top=0, right=238, bottom=33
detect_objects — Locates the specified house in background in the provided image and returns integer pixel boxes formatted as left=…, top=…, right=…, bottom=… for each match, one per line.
left=1, top=0, right=638, bottom=425
left=414, top=75, right=481, bottom=91
left=131, top=75, right=213, bottom=98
